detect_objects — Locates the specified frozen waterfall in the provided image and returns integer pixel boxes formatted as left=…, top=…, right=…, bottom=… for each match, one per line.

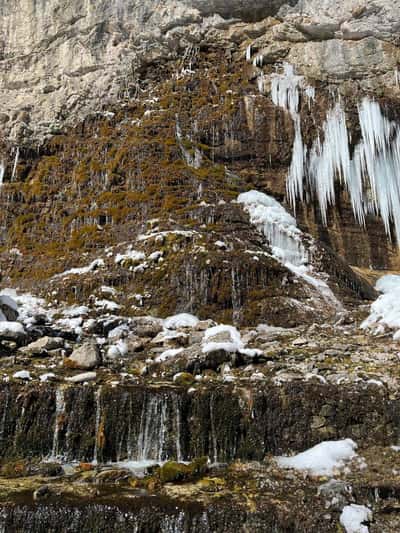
left=237, top=190, right=341, bottom=309
left=268, top=64, right=400, bottom=244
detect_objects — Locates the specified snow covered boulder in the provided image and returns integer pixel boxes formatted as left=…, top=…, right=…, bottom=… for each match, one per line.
left=133, top=316, right=164, bottom=338
left=163, top=313, right=199, bottom=330
left=65, top=341, right=101, bottom=370
left=0, top=294, right=19, bottom=321
left=0, top=321, right=26, bottom=344
left=200, top=325, right=264, bottom=367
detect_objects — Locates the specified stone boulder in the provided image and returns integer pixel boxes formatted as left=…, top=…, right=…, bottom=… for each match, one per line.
left=0, top=295, right=19, bottom=322
left=0, top=321, right=26, bottom=344
left=65, top=341, right=101, bottom=370
left=20, top=336, right=64, bottom=357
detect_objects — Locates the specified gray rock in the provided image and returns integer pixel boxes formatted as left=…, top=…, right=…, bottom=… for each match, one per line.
left=33, top=485, right=52, bottom=501
left=66, top=341, right=101, bottom=370
left=292, top=337, right=308, bottom=346
left=20, top=336, right=64, bottom=357
left=0, top=295, right=18, bottom=321
left=317, top=479, right=352, bottom=510
left=0, top=321, right=26, bottom=344
left=65, top=371, right=97, bottom=383
left=133, top=317, right=164, bottom=338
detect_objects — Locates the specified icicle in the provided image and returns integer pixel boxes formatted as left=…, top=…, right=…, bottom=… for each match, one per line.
left=245, top=44, right=252, bottom=63
left=307, top=102, right=351, bottom=224
left=271, top=64, right=316, bottom=209
left=11, top=147, right=19, bottom=181
left=253, top=54, right=263, bottom=68
left=0, top=162, right=4, bottom=188
left=287, top=116, right=306, bottom=207
left=257, top=75, right=267, bottom=94
left=283, top=94, right=400, bottom=246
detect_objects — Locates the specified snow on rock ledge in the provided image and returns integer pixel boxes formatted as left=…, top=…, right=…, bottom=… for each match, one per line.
left=361, top=274, right=400, bottom=339
left=276, top=438, right=358, bottom=476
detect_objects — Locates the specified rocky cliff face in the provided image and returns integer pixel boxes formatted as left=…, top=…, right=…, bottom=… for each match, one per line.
left=1, top=2, right=400, bottom=532
left=1, top=0, right=399, bottom=142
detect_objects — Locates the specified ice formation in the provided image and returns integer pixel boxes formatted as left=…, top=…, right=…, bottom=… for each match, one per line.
left=269, top=64, right=400, bottom=244
left=238, top=190, right=341, bottom=308
left=267, top=64, right=315, bottom=207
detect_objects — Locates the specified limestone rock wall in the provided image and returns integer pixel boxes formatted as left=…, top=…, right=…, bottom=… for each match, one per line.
left=0, top=0, right=399, bottom=143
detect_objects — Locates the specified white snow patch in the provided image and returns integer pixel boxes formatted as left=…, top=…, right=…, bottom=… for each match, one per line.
left=361, top=274, right=400, bottom=338
left=238, top=190, right=341, bottom=309
left=340, top=504, right=372, bottom=533
left=107, top=340, right=128, bottom=359
left=164, top=313, right=199, bottom=329
left=54, top=259, right=104, bottom=278
left=0, top=289, right=50, bottom=326
left=202, top=324, right=243, bottom=354
left=115, top=248, right=145, bottom=265
left=40, top=373, right=56, bottom=382
left=94, top=299, right=121, bottom=312
left=155, top=348, right=184, bottom=363
left=276, top=439, right=357, bottom=476
left=62, top=305, right=89, bottom=318
left=13, top=370, right=31, bottom=380
left=0, top=321, right=25, bottom=337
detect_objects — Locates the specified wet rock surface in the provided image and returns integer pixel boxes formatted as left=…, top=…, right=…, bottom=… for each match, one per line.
left=0, top=299, right=397, bottom=530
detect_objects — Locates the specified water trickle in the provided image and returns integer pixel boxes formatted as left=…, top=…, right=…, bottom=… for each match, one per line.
left=209, top=394, right=218, bottom=463
left=93, top=386, right=102, bottom=465
left=51, top=387, right=66, bottom=460
left=174, top=395, right=183, bottom=463
left=137, top=393, right=168, bottom=462
left=0, top=388, right=9, bottom=445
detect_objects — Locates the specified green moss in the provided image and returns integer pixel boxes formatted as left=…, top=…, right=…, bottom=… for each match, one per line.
left=158, top=456, right=208, bottom=484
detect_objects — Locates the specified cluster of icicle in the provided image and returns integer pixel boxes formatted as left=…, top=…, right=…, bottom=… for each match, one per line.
left=263, top=63, right=400, bottom=244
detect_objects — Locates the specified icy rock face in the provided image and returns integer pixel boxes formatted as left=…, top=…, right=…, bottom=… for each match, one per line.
left=238, top=189, right=342, bottom=312
left=268, top=62, right=400, bottom=247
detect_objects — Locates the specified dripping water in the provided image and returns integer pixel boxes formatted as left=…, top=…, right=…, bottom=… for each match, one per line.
left=92, top=386, right=102, bottom=465
left=51, top=387, right=66, bottom=460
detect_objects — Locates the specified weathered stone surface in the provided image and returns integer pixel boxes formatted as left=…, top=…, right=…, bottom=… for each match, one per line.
left=65, top=372, right=97, bottom=383
left=0, top=0, right=398, bottom=144
left=0, top=295, right=18, bottom=322
left=20, top=336, right=64, bottom=357
left=65, top=342, right=101, bottom=370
